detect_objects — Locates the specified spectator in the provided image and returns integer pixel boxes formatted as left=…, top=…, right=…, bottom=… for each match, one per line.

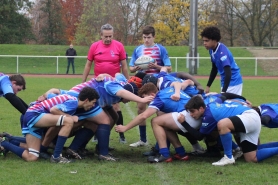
left=66, top=44, right=77, bottom=74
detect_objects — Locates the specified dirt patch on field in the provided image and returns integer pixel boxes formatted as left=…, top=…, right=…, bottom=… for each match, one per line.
left=247, top=48, right=278, bottom=75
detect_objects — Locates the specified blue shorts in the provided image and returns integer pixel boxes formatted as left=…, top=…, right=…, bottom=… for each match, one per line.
left=22, top=112, right=47, bottom=139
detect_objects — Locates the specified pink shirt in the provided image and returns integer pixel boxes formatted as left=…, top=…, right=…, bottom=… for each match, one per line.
left=87, top=40, right=126, bottom=77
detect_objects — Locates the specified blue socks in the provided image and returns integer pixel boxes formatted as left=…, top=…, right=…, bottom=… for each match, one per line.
left=69, top=128, right=94, bottom=151
left=159, top=148, right=170, bottom=158
left=258, top=142, right=278, bottom=150
left=256, top=147, right=278, bottom=162
left=1, top=140, right=25, bottom=158
left=96, top=124, right=110, bottom=156
left=175, top=146, right=186, bottom=156
left=53, top=135, right=67, bottom=158
left=220, top=132, right=233, bottom=158
left=139, top=125, right=147, bottom=142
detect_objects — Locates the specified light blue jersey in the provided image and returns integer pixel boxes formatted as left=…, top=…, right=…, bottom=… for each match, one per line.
left=209, top=43, right=242, bottom=86
left=68, top=75, right=127, bottom=107
left=0, top=73, right=13, bottom=97
left=200, top=100, right=250, bottom=135
left=259, top=104, right=278, bottom=128
left=148, top=87, right=191, bottom=113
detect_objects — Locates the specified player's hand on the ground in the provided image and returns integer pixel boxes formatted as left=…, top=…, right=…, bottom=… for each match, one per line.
left=171, top=93, right=180, bottom=101
left=177, top=113, right=185, bottom=123
left=141, top=95, right=154, bottom=103
left=115, top=125, right=126, bottom=133
left=205, top=86, right=210, bottom=94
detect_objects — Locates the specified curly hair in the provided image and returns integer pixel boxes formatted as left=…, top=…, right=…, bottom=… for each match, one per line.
left=138, top=82, right=158, bottom=97
left=200, top=26, right=221, bottom=42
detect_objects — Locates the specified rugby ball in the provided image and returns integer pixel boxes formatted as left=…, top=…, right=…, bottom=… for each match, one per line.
left=134, top=55, right=155, bottom=70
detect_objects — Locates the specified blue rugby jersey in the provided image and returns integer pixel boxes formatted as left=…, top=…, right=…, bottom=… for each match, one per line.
left=209, top=43, right=242, bottom=86
left=148, top=86, right=191, bottom=113
left=0, top=73, right=13, bottom=97
left=200, top=100, right=251, bottom=135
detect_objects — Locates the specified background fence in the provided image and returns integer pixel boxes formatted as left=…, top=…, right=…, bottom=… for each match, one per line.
left=0, top=55, right=278, bottom=76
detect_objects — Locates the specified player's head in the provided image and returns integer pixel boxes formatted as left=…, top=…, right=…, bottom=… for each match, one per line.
left=201, top=26, right=221, bottom=41
left=142, top=25, right=155, bottom=47
left=78, top=87, right=100, bottom=111
left=9, top=74, right=26, bottom=94
left=128, top=76, right=143, bottom=89
left=100, top=23, right=113, bottom=45
left=185, top=95, right=206, bottom=120
left=251, top=106, right=261, bottom=116
left=123, top=82, right=138, bottom=95
left=138, top=82, right=158, bottom=97
left=142, top=74, right=158, bottom=87
left=201, top=26, right=221, bottom=50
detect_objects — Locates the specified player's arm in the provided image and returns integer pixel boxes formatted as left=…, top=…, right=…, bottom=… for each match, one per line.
left=115, top=107, right=157, bottom=132
left=120, top=59, right=130, bottom=79
left=116, top=89, right=154, bottom=103
left=206, top=63, right=218, bottom=93
left=82, top=59, right=93, bottom=82
left=221, top=66, right=232, bottom=93
left=5, top=93, right=28, bottom=114
left=177, top=114, right=204, bottom=141
left=170, top=81, right=181, bottom=101
left=38, top=88, right=61, bottom=101
left=176, top=72, right=204, bottom=93
left=220, top=92, right=246, bottom=101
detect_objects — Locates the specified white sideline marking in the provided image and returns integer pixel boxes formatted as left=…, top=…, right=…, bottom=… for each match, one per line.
left=125, top=103, right=170, bottom=185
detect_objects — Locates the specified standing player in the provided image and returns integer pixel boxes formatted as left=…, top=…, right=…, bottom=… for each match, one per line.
left=82, top=23, right=129, bottom=143
left=0, top=87, right=99, bottom=163
left=201, top=26, right=243, bottom=95
left=129, top=25, right=172, bottom=147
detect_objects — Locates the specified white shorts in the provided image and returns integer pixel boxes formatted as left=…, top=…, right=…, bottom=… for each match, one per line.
left=172, top=110, right=202, bottom=133
left=237, top=109, right=261, bottom=145
left=221, top=83, right=243, bottom=95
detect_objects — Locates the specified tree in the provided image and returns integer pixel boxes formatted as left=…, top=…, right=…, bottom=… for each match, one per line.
left=153, top=0, right=215, bottom=46
left=60, top=0, right=84, bottom=44
left=39, top=0, right=67, bottom=45
left=0, top=0, right=35, bottom=44
left=220, top=0, right=278, bottom=46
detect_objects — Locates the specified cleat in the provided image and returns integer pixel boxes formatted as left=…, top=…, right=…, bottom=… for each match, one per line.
left=188, top=148, right=206, bottom=156
left=233, top=148, right=243, bottom=160
left=212, top=155, right=235, bottom=166
left=77, top=148, right=94, bottom=157
left=0, top=132, right=12, bottom=138
left=66, top=148, right=82, bottom=159
left=98, top=154, right=119, bottom=161
left=129, top=140, right=148, bottom=147
left=147, top=155, right=172, bottom=163
left=95, top=144, right=114, bottom=156
left=50, top=155, right=71, bottom=163
left=119, top=137, right=127, bottom=144
left=39, top=151, right=51, bottom=159
left=173, top=153, right=189, bottom=161
left=143, top=147, right=159, bottom=156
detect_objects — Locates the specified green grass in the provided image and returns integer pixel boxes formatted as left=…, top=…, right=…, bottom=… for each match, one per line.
left=0, top=44, right=268, bottom=75
left=1, top=77, right=278, bottom=185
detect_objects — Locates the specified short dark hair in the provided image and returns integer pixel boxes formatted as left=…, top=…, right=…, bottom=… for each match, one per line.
left=9, top=74, right=26, bottom=90
left=185, top=95, right=206, bottom=111
left=143, top=25, right=155, bottom=36
left=78, top=87, right=99, bottom=101
left=200, top=26, right=221, bottom=42
left=138, top=82, right=158, bottom=97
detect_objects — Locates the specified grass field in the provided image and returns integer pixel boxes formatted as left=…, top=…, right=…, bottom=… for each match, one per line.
left=1, top=76, right=278, bottom=185
left=0, top=44, right=267, bottom=76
